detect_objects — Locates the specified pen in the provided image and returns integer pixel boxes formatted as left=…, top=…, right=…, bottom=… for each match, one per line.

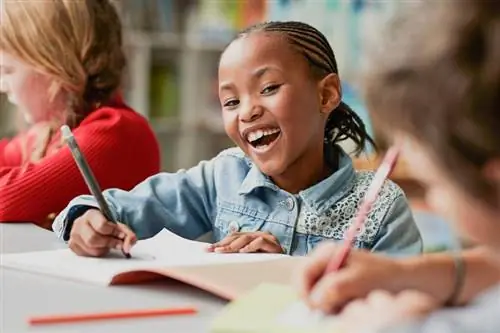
left=61, top=125, right=131, bottom=259
left=28, top=306, right=198, bottom=325
left=324, top=145, right=401, bottom=274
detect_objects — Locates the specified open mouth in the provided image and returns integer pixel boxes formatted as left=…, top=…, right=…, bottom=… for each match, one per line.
left=246, top=128, right=281, bottom=149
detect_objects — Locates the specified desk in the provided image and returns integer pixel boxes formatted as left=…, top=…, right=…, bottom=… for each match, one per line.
left=0, top=224, right=226, bottom=333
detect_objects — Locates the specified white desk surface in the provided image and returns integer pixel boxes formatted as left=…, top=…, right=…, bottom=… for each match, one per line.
left=0, top=223, right=226, bottom=333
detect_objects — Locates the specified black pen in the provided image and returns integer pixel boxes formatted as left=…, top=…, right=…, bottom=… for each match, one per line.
left=61, top=125, right=131, bottom=259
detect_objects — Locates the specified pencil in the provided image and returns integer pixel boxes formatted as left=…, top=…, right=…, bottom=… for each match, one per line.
left=324, top=145, right=401, bottom=274
left=28, top=306, right=198, bottom=325
left=61, top=125, right=131, bottom=258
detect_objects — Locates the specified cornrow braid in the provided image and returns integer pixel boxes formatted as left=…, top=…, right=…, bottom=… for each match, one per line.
left=238, top=21, right=376, bottom=155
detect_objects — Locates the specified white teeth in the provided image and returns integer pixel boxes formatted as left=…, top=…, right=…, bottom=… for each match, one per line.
left=246, top=128, right=280, bottom=143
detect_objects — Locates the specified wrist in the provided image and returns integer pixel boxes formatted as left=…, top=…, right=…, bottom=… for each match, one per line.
left=398, top=253, right=463, bottom=304
left=392, top=257, right=422, bottom=291
left=445, top=252, right=466, bottom=306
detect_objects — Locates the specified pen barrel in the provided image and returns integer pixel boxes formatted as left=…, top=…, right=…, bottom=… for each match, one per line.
left=65, top=136, right=116, bottom=222
left=323, top=145, right=401, bottom=274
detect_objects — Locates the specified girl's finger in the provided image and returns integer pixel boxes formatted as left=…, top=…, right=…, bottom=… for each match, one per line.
left=69, top=234, right=110, bottom=257
left=207, top=234, right=239, bottom=250
left=117, top=223, right=137, bottom=253
left=308, top=269, right=359, bottom=313
left=240, top=236, right=282, bottom=253
left=78, top=219, right=121, bottom=248
left=85, top=210, right=124, bottom=238
left=365, top=290, right=394, bottom=307
left=214, top=234, right=254, bottom=253
left=68, top=238, right=90, bottom=256
left=293, top=242, right=339, bottom=299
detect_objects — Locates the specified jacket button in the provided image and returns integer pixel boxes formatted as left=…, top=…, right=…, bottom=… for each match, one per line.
left=285, top=197, right=295, bottom=211
left=228, top=221, right=240, bottom=233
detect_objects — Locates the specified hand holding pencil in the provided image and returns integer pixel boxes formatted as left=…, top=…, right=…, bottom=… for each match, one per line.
left=69, top=209, right=137, bottom=258
left=294, top=243, right=404, bottom=313
left=294, top=146, right=401, bottom=313
left=61, top=125, right=136, bottom=258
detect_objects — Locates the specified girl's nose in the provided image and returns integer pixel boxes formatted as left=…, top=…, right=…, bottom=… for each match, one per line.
left=239, top=104, right=264, bottom=123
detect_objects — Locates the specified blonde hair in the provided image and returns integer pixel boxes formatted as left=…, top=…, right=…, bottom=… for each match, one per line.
left=0, top=0, right=125, bottom=162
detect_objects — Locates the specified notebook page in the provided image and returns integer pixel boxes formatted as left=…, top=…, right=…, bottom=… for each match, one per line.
left=0, top=228, right=288, bottom=285
left=0, top=242, right=164, bottom=285
left=135, top=228, right=288, bottom=266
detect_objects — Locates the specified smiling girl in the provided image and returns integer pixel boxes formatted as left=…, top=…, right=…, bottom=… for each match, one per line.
left=52, top=21, right=421, bottom=258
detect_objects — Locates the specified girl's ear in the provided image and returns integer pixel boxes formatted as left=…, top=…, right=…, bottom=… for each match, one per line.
left=318, top=73, right=341, bottom=115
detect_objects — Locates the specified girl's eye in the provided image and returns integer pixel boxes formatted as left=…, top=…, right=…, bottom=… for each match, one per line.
left=223, top=99, right=240, bottom=108
left=261, top=84, right=281, bottom=95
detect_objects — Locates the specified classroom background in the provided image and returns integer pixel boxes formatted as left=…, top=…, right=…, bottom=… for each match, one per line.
left=0, top=0, right=454, bottom=251
left=0, top=0, right=397, bottom=170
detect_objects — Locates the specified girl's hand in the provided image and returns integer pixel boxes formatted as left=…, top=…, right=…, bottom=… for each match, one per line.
left=336, top=290, right=439, bottom=333
left=68, top=209, right=137, bottom=257
left=207, top=232, right=283, bottom=253
left=294, top=242, right=410, bottom=313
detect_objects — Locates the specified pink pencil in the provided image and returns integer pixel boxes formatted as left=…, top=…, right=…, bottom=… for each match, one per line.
left=324, top=145, right=401, bottom=274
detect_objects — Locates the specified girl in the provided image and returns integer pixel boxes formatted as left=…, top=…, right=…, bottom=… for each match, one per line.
left=53, top=21, right=421, bottom=258
left=0, top=0, right=160, bottom=228
left=296, top=1, right=500, bottom=332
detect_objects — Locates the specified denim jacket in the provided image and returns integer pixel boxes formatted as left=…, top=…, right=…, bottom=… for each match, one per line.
left=53, top=147, right=422, bottom=256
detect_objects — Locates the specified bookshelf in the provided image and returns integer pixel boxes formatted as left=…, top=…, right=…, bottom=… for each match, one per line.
left=0, top=0, right=399, bottom=171
left=118, top=0, right=399, bottom=171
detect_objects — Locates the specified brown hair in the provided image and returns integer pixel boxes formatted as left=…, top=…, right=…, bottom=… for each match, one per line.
left=227, top=21, right=376, bottom=156
left=0, top=0, right=125, bottom=162
left=362, top=0, right=500, bottom=203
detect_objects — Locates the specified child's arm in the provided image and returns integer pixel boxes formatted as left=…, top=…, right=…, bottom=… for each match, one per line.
left=370, top=194, right=423, bottom=255
left=0, top=108, right=159, bottom=227
left=53, top=158, right=218, bottom=242
left=400, top=246, right=500, bottom=305
left=295, top=244, right=500, bottom=313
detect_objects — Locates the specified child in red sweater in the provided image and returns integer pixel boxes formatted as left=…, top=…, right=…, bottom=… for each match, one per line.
left=0, top=0, right=160, bottom=228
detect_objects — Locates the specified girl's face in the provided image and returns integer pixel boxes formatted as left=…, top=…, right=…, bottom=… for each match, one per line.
left=218, top=32, right=339, bottom=185
left=0, top=51, right=62, bottom=124
left=400, top=137, right=500, bottom=253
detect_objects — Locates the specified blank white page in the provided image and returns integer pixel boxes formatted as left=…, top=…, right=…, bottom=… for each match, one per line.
left=0, top=228, right=287, bottom=285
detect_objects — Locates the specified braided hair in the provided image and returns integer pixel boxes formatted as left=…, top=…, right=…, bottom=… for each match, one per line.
left=234, top=21, right=376, bottom=155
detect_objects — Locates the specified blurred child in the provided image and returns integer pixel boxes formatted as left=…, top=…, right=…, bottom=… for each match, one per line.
left=0, top=0, right=160, bottom=228
left=53, top=21, right=421, bottom=258
left=296, top=1, right=500, bottom=332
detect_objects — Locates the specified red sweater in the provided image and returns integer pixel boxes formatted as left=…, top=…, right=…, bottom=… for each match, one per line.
left=0, top=103, right=160, bottom=227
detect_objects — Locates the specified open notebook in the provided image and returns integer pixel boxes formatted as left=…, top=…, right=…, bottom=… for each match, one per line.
left=211, top=283, right=342, bottom=333
left=0, top=229, right=302, bottom=300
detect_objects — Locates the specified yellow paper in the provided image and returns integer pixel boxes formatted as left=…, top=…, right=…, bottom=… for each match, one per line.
left=210, top=283, right=344, bottom=333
